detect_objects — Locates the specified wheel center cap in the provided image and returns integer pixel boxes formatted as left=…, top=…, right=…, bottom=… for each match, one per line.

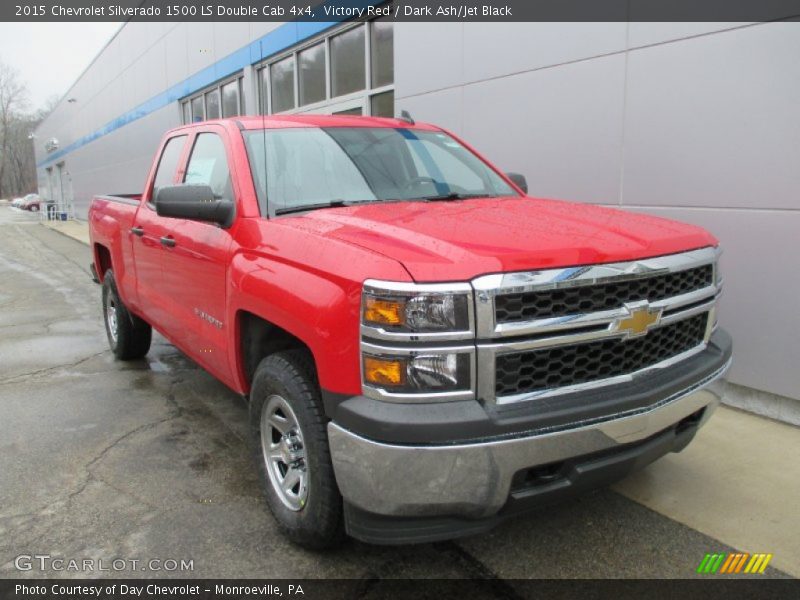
left=280, top=434, right=301, bottom=465
left=280, top=438, right=291, bottom=464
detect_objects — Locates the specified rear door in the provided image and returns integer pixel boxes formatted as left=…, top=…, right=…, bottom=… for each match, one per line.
left=130, top=134, right=188, bottom=327
left=159, top=129, right=235, bottom=380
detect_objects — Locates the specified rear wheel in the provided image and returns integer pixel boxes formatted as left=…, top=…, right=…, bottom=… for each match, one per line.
left=102, top=269, right=152, bottom=360
left=250, top=350, right=343, bottom=549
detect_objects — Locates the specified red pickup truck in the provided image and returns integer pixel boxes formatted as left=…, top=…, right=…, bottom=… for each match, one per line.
left=89, top=115, right=731, bottom=548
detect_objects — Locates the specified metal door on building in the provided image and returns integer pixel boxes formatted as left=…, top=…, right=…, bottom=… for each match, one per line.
left=52, top=162, right=73, bottom=218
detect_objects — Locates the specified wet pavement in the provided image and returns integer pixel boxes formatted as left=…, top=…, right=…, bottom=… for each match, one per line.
left=0, top=207, right=793, bottom=582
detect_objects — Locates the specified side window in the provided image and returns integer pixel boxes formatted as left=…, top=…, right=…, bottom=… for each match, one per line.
left=184, top=133, right=233, bottom=200
left=152, top=135, right=187, bottom=196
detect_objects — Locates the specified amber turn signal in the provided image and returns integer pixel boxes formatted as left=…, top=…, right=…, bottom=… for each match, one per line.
left=363, top=356, right=406, bottom=387
left=363, top=297, right=405, bottom=326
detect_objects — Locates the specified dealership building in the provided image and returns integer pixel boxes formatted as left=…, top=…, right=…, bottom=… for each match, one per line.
left=33, top=20, right=799, bottom=415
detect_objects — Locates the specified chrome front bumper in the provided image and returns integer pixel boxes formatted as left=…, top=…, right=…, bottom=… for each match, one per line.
left=328, top=360, right=729, bottom=520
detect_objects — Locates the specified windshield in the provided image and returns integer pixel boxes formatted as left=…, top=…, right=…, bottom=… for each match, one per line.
left=243, top=127, right=517, bottom=216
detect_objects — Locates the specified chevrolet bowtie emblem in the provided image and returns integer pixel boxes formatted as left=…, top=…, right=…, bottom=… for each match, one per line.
left=616, top=302, right=662, bottom=339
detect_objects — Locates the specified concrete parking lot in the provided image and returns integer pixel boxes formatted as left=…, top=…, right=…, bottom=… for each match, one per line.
left=0, top=206, right=797, bottom=582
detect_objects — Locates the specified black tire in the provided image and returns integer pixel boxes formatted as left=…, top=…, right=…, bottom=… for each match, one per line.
left=102, top=269, right=152, bottom=360
left=250, top=350, right=344, bottom=549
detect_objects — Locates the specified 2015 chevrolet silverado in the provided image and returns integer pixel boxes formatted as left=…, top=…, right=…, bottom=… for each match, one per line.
left=89, top=115, right=732, bottom=548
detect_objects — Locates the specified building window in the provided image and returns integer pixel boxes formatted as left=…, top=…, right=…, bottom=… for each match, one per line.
left=298, top=42, right=326, bottom=106
left=256, top=20, right=393, bottom=118
left=181, top=74, right=245, bottom=124
left=370, top=91, right=394, bottom=118
left=330, top=25, right=366, bottom=98
left=190, top=96, right=205, bottom=123
left=370, top=19, right=393, bottom=88
left=270, top=56, right=295, bottom=113
left=221, top=79, right=241, bottom=118
left=205, top=89, right=221, bottom=120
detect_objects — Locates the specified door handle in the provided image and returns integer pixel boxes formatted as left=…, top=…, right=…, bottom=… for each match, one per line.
left=130, top=226, right=144, bottom=237
left=160, top=236, right=176, bottom=248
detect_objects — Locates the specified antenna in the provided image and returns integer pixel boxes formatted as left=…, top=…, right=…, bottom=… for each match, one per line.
left=399, top=110, right=415, bottom=125
left=260, top=41, right=269, bottom=217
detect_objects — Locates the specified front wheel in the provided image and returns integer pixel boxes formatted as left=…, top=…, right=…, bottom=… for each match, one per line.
left=250, top=350, right=343, bottom=549
left=102, top=269, right=152, bottom=360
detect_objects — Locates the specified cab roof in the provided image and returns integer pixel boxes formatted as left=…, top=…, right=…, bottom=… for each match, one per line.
left=175, top=114, right=442, bottom=132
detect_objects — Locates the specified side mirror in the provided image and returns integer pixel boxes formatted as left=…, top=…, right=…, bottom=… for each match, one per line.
left=506, top=172, right=528, bottom=194
left=155, top=184, right=235, bottom=228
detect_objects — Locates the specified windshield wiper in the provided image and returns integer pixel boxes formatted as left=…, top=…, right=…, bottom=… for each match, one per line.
left=274, top=200, right=375, bottom=216
left=421, top=193, right=492, bottom=202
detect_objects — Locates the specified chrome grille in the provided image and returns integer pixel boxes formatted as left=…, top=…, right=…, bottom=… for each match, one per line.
left=495, top=264, right=712, bottom=323
left=494, top=313, right=709, bottom=397
left=473, top=247, right=721, bottom=405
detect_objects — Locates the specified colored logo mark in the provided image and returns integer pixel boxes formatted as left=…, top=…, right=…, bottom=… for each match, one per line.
left=697, top=552, right=773, bottom=574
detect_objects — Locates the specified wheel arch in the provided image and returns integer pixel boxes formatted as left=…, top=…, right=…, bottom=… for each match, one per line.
left=236, top=310, right=319, bottom=394
left=93, top=243, right=112, bottom=282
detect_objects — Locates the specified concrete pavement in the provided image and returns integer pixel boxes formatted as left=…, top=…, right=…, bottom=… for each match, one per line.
left=40, top=215, right=91, bottom=245
left=0, top=206, right=796, bottom=581
left=614, top=406, right=800, bottom=575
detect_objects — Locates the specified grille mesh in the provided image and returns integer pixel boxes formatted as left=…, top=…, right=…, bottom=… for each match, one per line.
left=495, top=265, right=713, bottom=323
left=495, top=313, right=709, bottom=397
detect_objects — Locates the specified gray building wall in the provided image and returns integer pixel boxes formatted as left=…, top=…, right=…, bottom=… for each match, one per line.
left=395, top=22, right=799, bottom=400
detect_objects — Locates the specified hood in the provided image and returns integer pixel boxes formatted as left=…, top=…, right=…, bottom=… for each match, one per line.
left=278, top=197, right=717, bottom=282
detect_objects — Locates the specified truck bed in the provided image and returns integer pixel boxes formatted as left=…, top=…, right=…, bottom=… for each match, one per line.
left=88, top=193, right=143, bottom=299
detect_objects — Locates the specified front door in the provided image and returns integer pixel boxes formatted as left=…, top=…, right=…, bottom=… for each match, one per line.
left=130, top=134, right=188, bottom=325
left=159, top=130, right=234, bottom=382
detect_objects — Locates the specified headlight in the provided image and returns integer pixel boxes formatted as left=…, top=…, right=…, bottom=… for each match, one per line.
left=362, top=280, right=473, bottom=336
left=360, top=280, right=475, bottom=402
left=362, top=349, right=472, bottom=398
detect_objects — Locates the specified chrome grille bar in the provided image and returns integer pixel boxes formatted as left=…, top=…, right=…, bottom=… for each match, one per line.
left=472, top=246, right=720, bottom=339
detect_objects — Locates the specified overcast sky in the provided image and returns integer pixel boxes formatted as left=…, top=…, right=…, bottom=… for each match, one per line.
left=0, top=22, right=120, bottom=111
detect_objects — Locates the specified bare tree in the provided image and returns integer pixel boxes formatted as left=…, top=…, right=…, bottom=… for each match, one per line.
left=0, top=59, right=31, bottom=199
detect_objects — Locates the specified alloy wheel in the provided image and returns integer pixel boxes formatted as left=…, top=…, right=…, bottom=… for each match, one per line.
left=260, top=394, right=309, bottom=511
